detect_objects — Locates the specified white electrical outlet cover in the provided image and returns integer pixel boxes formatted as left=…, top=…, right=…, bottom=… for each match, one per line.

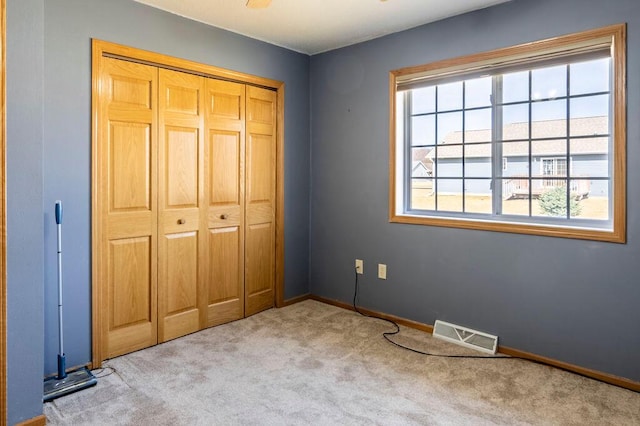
left=378, top=264, right=387, bottom=279
left=355, top=259, right=363, bottom=274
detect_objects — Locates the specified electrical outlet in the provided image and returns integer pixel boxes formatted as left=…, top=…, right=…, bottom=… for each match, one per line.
left=378, top=264, right=387, bottom=280
left=355, top=259, right=363, bottom=274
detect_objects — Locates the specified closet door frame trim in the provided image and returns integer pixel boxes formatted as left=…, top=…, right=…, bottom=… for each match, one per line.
left=91, top=39, right=285, bottom=367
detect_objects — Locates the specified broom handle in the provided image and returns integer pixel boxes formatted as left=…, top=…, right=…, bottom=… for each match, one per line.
left=55, top=201, right=64, bottom=358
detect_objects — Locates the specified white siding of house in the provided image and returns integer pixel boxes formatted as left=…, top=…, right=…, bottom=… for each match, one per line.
left=435, top=154, right=608, bottom=196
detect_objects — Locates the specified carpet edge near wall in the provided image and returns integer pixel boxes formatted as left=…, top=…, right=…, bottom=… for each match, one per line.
left=307, top=294, right=640, bottom=392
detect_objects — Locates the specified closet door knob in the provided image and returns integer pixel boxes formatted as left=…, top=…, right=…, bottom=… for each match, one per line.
left=177, top=218, right=186, bottom=225
left=220, top=214, right=228, bottom=220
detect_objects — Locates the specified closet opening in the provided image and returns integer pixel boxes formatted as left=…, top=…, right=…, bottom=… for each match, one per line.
left=91, top=39, right=285, bottom=368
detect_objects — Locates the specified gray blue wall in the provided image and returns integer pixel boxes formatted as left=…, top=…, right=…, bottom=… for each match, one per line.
left=6, top=0, right=45, bottom=423
left=310, top=0, right=640, bottom=383
left=8, top=0, right=311, bottom=422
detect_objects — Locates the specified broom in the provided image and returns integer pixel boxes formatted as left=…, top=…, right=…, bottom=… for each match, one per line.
left=43, top=200, right=97, bottom=402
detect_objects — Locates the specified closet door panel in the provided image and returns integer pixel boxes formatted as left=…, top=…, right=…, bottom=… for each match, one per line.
left=99, top=57, right=158, bottom=358
left=205, top=79, right=245, bottom=327
left=165, top=126, right=199, bottom=207
left=245, top=222, right=274, bottom=314
left=158, top=69, right=206, bottom=343
left=160, top=231, right=200, bottom=341
left=211, top=131, right=240, bottom=204
left=207, top=227, right=242, bottom=326
left=107, top=237, right=154, bottom=356
left=109, top=122, right=151, bottom=211
left=109, top=237, right=152, bottom=328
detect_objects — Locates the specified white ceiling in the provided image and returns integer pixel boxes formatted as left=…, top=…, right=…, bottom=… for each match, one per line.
left=133, top=0, right=509, bottom=55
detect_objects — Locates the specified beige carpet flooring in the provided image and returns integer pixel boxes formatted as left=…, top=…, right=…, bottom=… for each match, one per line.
left=44, top=300, right=640, bottom=425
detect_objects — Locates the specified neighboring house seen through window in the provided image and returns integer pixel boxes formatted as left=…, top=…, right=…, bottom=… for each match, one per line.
left=390, top=24, right=626, bottom=243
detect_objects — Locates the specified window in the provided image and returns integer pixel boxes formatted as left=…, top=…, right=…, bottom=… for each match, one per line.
left=390, top=24, right=626, bottom=243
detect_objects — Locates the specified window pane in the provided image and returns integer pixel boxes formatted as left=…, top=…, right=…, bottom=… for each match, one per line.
left=412, top=86, right=436, bottom=114
left=411, top=146, right=432, bottom=164
left=434, top=144, right=461, bottom=163
left=570, top=95, right=609, bottom=135
left=410, top=179, right=435, bottom=210
left=502, top=104, right=529, bottom=140
left=464, top=145, right=492, bottom=177
left=571, top=179, right=609, bottom=220
left=534, top=180, right=571, bottom=218
left=436, top=179, right=463, bottom=212
left=532, top=100, right=566, bottom=138
left=437, top=157, right=462, bottom=178
left=536, top=157, right=568, bottom=190
left=532, top=140, right=567, bottom=164
left=437, top=111, right=463, bottom=144
left=570, top=58, right=610, bottom=96
left=502, top=157, right=529, bottom=178
left=411, top=147, right=433, bottom=178
left=501, top=142, right=530, bottom=177
left=570, top=138, right=608, bottom=178
left=465, top=184, right=492, bottom=214
left=532, top=64, right=567, bottom=100
left=501, top=177, right=533, bottom=216
left=464, top=108, right=492, bottom=142
left=503, top=70, right=529, bottom=104
left=411, top=115, right=436, bottom=145
left=465, top=77, right=492, bottom=108
left=570, top=179, right=591, bottom=203
left=437, top=82, right=463, bottom=111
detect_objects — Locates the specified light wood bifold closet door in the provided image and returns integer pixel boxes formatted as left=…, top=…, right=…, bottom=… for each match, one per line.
left=99, top=57, right=159, bottom=358
left=245, top=86, right=277, bottom=316
left=157, top=69, right=207, bottom=343
left=97, top=56, right=276, bottom=359
left=205, top=80, right=246, bottom=328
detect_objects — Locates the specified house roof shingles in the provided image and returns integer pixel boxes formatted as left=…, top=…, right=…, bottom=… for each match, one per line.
left=426, top=116, right=608, bottom=159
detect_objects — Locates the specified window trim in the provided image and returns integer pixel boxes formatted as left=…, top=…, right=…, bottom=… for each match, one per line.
left=389, top=24, right=626, bottom=243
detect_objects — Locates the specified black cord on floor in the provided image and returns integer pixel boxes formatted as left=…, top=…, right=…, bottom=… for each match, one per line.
left=352, top=268, right=514, bottom=359
left=92, top=363, right=117, bottom=378
left=350, top=269, right=640, bottom=392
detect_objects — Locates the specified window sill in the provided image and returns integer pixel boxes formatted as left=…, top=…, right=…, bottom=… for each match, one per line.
left=389, top=212, right=625, bottom=243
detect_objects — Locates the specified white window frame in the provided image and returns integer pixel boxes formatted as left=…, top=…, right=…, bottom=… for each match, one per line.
left=389, top=24, right=626, bottom=243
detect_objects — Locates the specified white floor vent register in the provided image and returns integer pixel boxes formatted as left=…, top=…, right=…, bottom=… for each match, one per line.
left=433, top=320, right=498, bottom=354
